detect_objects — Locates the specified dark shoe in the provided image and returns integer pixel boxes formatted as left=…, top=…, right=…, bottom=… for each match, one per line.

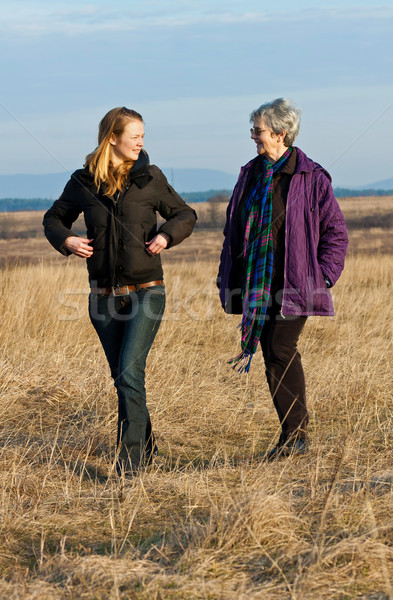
left=264, top=438, right=307, bottom=462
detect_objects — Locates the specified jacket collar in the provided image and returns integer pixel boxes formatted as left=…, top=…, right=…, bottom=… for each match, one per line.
left=240, top=146, right=332, bottom=182
left=129, top=148, right=149, bottom=172
left=126, top=149, right=152, bottom=188
left=294, top=147, right=332, bottom=181
left=77, top=149, right=152, bottom=190
left=280, top=147, right=297, bottom=175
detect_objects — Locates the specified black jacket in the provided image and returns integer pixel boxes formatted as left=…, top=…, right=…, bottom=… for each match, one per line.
left=43, top=151, right=197, bottom=287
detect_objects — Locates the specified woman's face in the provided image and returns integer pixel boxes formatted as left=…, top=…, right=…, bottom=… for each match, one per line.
left=250, top=118, right=283, bottom=159
left=110, top=119, right=144, bottom=165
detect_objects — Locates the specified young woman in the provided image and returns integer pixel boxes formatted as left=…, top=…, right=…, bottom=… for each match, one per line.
left=44, top=107, right=197, bottom=475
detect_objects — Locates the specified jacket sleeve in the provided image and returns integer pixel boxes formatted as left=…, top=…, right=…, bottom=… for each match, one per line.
left=217, top=166, right=247, bottom=289
left=222, top=193, right=234, bottom=237
left=152, top=167, right=197, bottom=247
left=317, top=176, right=349, bottom=286
left=217, top=195, right=234, bottom=286
left=42, top=176, right=82, bottom=256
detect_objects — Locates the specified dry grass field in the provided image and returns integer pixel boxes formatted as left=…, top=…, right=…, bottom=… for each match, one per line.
left=0, top=195, right=392, bottom=262
left=0, top=202, right=392, bottom=599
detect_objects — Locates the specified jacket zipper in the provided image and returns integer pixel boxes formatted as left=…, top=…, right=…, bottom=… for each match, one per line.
left=113, top=190, right=121, bottom=287
left=280, top=174, right=296, bottom=319
left=113, top=185, right=131, bottom=288
left=280, top=228, right=287, bottom=318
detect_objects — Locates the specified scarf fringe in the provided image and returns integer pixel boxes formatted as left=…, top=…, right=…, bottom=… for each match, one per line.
left=231, top=147, right=292, bottom=375
left=228, top=351, right=253, bottom=374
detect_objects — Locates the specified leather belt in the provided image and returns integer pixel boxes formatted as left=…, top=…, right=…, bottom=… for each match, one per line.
left=91, top=280, right=164, bottom=296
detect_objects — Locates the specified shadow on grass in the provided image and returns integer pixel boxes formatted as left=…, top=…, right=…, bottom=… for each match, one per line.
left=63, top=459, right=109, bottom=484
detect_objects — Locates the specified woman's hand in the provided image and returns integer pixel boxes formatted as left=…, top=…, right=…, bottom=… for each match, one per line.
left=65, top=236, right=94, bottom=258
left=145, top=232, right=170, bottom=255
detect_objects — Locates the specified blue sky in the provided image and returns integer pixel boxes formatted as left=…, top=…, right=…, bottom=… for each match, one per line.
left=1, top=0, right=392, bottom=186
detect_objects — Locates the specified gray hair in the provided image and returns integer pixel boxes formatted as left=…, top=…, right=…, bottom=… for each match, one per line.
left=250, top=98, right=301, bottom=146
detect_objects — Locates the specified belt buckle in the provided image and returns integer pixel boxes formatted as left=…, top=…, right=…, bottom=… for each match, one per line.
left=112, top=285, right=129, bottom=296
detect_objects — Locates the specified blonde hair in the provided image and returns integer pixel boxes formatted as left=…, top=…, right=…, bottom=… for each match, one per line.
left=85, top=107, right=143, bottom=197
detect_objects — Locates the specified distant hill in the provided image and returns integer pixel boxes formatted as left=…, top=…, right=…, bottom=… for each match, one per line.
left=0, top=169, right=392, bottom=211
left=357, top=177, right=393, bottom=191
left=0, top=168, right=237, bottom=199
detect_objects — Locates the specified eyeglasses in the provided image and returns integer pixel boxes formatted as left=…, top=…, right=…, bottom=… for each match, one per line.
left=250, top=127, right=267, bottom=136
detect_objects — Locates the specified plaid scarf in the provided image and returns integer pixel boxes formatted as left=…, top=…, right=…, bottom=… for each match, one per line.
left=230, top=147, right=292, bottom=373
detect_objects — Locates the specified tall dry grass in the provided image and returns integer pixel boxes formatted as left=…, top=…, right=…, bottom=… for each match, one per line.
left=0, top=244, right=392, bottom=599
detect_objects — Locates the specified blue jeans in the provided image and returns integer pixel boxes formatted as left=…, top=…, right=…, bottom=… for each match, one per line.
left=88, top=285, right=166, bottom=470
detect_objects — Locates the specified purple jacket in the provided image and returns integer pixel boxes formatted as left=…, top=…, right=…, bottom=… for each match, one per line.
left=218, top=147, right=348, bottom=316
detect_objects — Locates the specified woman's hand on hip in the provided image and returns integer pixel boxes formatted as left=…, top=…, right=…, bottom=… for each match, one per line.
left=65, top=236, right=94, bottom=258
left=145, top=232, right=170, bottom=255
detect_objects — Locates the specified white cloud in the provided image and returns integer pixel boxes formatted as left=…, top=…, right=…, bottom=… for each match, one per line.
left=1, top=2, right=392, bottom=36
left=1, top=1, right=392, bottom=186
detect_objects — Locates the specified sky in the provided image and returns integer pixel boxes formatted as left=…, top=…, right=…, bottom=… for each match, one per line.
left=1, top=0, right=393, bottom=187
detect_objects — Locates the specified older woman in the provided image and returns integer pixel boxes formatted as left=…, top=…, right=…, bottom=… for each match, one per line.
left=44, top=107, right=196, bottom=475
left=218, top=98, right=348, bottom=460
